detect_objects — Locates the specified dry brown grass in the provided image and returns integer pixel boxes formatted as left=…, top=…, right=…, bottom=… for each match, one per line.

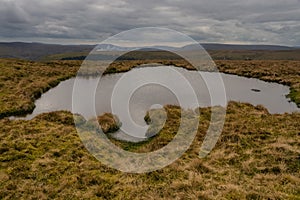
left=0, top=102, right=299, bottom=199
left=0, top=58, right=299, bottom=199
left=0, top=59, right=80, bottom=118
left=85, top=113, right=122, bottom=134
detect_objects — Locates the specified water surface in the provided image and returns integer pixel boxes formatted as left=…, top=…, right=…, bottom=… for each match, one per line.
left=13, top=66, right=300, bottom=141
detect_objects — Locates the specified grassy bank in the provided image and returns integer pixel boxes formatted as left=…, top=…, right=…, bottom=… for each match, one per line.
left=0, top=102, right=299, bottom=199
left=1, top=58, right=299, bottom=120
left=0, top=58, right=299, bottom=199
left=216, top=60, right=300, bottom=107
left=0, top=59, right=81, bottom=118
left=41, top=49, right=300, bottom=61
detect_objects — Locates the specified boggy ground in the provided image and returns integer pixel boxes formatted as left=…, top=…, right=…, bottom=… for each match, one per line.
left=0, top=102, right=299, bottom=199
left=0, top=58, right=300, bottom=199
left=0, top=59, right=81, bottom=118
left=0, top=58, right=299, bottom=120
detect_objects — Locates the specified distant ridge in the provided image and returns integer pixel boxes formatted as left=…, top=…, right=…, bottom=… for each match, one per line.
left=0, top=42, right=94, bottom=60
left=95, top=43, right=296, bottom=51
left=196, top=43, right=295, bottom=51
left=0, top=42, right=298, bottom=61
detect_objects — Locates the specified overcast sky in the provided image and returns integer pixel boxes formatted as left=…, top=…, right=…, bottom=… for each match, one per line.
left=0, top=0, right=300, bottom=46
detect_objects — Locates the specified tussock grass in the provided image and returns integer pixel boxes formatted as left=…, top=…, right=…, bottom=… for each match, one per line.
left=0, top=59, right=81, bottom=118
left=82, top=113, right=122, bottom=134
left=0, top=102, right=299, bottom=199
left=0, top=58, right=299, bottom=199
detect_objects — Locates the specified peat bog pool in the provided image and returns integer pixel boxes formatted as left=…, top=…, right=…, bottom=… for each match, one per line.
left=11, top=65, right=300, bottom=141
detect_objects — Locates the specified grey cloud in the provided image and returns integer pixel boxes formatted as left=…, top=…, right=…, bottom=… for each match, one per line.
left=0, top=0, right=299, bottom=45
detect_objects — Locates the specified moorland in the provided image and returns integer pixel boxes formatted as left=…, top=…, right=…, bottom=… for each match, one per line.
left=0, top=46, right=300, bottom=199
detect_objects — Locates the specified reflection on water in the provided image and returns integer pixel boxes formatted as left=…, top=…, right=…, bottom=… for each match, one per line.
left=13, top=66, right=300, bottom=140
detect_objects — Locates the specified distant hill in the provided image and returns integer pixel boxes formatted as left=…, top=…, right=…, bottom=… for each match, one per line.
left=96, top=43, right=296, bottom=51
left=188, top=43, right=296, bottom=51
left=0, top=42, right=299, bottom=61
left=0, top=42, right=94, bottom=60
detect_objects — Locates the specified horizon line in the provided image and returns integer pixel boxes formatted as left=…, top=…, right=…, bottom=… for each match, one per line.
left=0, top=41, right=298, bottom=48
